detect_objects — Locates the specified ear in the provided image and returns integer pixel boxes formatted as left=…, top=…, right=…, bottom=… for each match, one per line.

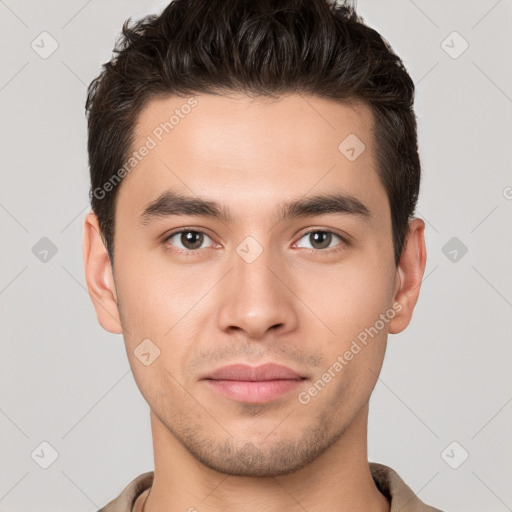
left=82, top=212, right=123, bottom=334
left=388, top=218, right=427, bottom=334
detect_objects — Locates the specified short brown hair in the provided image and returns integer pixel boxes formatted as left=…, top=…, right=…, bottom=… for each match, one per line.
left=86, top=0, right=421, bottom=268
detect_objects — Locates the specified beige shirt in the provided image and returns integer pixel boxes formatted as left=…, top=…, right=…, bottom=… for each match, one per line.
left=97, top=462, right=443, bottom=512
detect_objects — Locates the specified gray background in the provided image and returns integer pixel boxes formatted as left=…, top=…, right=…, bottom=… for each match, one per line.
left=1, top=0, right=511, bottom=510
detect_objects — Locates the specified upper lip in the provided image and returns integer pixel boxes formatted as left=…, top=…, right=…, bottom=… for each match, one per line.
left=203, top=363, right=305, bottom=381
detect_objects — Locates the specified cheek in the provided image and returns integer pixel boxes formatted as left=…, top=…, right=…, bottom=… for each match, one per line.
left=296, top=257, right=392, bottom=400
left=295, top=259, right=393, bottom=344
left=114, top=257, right=204, bottom=382
left=114, top=251, right=194, bottom=338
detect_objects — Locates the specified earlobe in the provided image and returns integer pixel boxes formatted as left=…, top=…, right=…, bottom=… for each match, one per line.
left=82, top=212, right=123, bottom=334
left=388, top=218, right=427, bottom=335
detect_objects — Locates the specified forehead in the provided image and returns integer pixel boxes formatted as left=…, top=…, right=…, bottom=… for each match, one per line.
left=117, top=92, right=388, bottom=227
left=134, top=92, right=375, bottom=166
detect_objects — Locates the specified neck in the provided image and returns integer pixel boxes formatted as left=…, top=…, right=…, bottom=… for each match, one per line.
left=140, top=404, right=389, bottom=512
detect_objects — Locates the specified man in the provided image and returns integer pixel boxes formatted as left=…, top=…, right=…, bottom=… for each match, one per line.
left=82, top=0, right=442, bottom=510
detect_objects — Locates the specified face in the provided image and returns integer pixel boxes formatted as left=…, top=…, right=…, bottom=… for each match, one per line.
left=83, top=92, right=426, bottom=477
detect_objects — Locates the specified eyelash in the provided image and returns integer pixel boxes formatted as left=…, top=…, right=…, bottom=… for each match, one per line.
left=162, top=228, right=349, bottom=256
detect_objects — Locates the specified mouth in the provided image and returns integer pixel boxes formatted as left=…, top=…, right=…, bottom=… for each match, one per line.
left=201, top=363, right=307, bottom=404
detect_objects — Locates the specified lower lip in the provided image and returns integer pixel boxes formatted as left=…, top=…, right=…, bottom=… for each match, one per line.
left=204, top=379, right=304, bottom=403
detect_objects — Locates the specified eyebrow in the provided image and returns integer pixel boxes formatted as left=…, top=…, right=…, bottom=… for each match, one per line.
left=139, top=190, right=372, bottom=226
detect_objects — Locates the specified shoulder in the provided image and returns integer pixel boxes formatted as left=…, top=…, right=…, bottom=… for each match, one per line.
left=369, top=462, right=444, bottom=512
left=97, top=472, right=154, bottom=512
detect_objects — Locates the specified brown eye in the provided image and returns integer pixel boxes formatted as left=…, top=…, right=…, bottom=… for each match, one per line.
left=165, top=230, right=212, bottom=251
left=295, top=230, right=345, bottom=252
left=309, top=231, right=333, bottom=250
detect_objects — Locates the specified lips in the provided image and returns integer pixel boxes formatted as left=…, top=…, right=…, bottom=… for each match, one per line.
left=202, top=363, right=307, bottom=403
left=203, top=363, right=304, bottom=381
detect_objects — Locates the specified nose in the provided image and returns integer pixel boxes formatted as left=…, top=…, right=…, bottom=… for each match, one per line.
left=215, top=245, right=299, bottom=339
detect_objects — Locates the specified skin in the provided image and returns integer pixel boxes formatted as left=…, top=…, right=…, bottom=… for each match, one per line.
left=83, top=92, right=426, bottom=512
